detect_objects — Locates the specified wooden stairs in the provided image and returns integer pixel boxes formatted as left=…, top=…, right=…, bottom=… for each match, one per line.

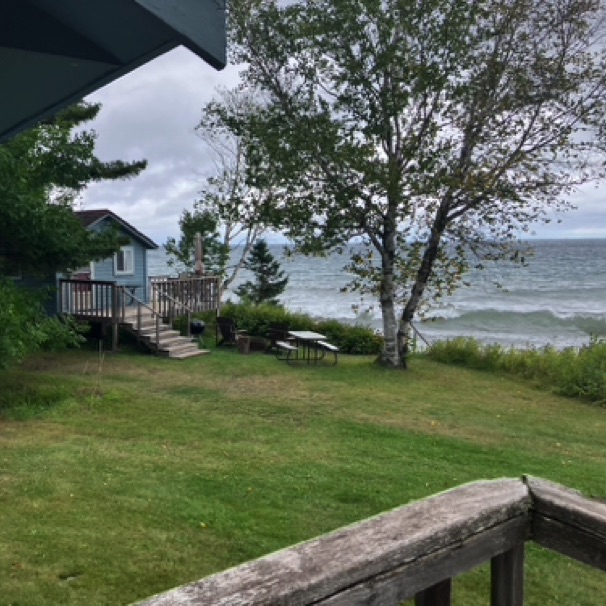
left=121, top=309, right=210, bottom=360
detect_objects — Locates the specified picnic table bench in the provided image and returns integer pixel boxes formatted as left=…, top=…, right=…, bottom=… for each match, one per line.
left=275, top=332, right=339, bottom=366
left=275, top=340, right=299, bottom=363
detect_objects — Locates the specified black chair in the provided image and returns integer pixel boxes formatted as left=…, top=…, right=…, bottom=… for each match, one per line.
left=216, top=316, right=247, bottom=346
left=266, top=322, right=291, bottom=353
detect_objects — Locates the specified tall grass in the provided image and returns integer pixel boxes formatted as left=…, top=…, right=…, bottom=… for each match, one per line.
left=427, top=337, right=606, bottom=404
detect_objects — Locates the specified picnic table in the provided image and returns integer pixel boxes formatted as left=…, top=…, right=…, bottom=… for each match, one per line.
left=275, top=331, right=339, bottom=365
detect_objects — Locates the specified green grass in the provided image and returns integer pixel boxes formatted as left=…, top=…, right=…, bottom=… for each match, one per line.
left=428, top=337, right=606, bottom=403
left=1, top=347, right=605, bottom=604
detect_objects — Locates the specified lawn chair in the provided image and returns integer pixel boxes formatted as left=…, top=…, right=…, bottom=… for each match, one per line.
left=216, top=316, right=247, bottom=346
left=266, top=322, right=291, bottom=353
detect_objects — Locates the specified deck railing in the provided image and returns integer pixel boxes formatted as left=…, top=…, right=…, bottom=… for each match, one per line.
left=150, top=276, right=220, bottom=318
left=59, top=279, right=120, bottom=319
left=59, top=277, right=220, bottom=322
left=137, top=477, right=606, bottom=606
left=123, top=289, right=163, bottom=350
left=153, top=289, right=195, bottom=337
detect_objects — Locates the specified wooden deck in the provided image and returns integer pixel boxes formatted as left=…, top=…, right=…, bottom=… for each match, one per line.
left=59, top=276, right=220, bottom=354
left=59, top=276, right=220, bottom=322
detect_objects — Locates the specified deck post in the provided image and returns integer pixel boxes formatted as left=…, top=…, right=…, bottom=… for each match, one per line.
left=156, top=315, right=161, bottom=352
left=111, top=285, right=119, bottom=352
left=58, top=281, right=64, bottom=314
left=415, top=578, right=452, bottom=606
left=491, top=543, right=525, bottom=606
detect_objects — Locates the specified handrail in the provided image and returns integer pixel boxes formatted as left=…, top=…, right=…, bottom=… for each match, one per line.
left=150, top=275, right=218, bottom=283
left=117, top=287, right=162, bottom=349
left=60, top=278, right=117, bottom=286
left=150, top=275, right=219, bottom=319
left=152, top=282, right=195, bottom=314
left=136, top=477, right=606, bottom=606
left=117, top=286, right=157, bottom=318
left=150, top=284, right=195, bottom=337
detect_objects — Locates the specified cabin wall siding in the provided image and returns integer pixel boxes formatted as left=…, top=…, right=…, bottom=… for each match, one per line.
left=86, top=218, right=150, bottom=303
left=91, top=244, right=149, bottom=302
left=15, top=216, right=153, bottom=314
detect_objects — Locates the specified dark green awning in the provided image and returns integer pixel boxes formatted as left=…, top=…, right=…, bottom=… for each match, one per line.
left=0, top=0, right=226, bottom=142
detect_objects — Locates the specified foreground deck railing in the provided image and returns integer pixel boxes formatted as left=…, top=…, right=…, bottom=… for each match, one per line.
left=136, top=477, right=606, bottom=606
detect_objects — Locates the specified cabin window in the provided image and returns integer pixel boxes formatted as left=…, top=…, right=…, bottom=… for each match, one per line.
left=114, top=246, right=134, bottom=275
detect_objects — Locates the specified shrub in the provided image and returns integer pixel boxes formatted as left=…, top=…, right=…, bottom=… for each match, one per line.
left=0, top=280, right=85, bottom=369
left=427, top=337, right=606, bottom=404
left=215, top=303, right=383, bottom=355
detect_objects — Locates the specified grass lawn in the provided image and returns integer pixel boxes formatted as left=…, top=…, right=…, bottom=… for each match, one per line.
left=1, top=346, right=605, bottom=605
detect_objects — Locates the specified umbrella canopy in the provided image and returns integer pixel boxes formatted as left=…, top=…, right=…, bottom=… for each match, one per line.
left=0, top=0, right=226, bottom=142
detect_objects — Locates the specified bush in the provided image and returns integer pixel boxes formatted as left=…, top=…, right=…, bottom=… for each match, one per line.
left=215, top=303, right=383, bottom=355
left=427, top=337, right=606, bottom=404
left=0, top=280, right=85, bottom=369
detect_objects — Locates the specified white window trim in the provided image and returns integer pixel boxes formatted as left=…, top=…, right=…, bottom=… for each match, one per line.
left=114, top=246, right=135, bottom=276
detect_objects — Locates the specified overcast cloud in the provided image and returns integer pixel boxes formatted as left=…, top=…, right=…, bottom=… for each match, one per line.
left=81, top=46, right=606, bottom=245
left=82, top=47, right=241, bottom=245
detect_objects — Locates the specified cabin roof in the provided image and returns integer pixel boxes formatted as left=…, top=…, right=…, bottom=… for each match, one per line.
left=0, top=0, right=226, bottom=143
left=76, top=209, right=158, bottom=250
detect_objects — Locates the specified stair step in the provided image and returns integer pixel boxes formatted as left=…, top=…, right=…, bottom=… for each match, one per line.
left=124, top=322, right=172, bottom=334
left=169, top=349, right=211, bottom=360
left=122, top=314, right=157, bottom=324
left=140, top=329, right=180, bottom=340
left=120, top=314, right=210, bottom=360
left=159, top=341, right=201, bottom=354
left=154, top=335, right=191, bottom=349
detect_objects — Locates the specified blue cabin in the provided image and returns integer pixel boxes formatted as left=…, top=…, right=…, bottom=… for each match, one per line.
left=66, top=209, right=158, bottom=308
left=54, top=209, right=220, bottom=354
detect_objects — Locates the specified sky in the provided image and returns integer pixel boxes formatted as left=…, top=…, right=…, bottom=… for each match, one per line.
left=82, top=47, right=243, bottom=246
left=81, top=46, right=606, bottom=245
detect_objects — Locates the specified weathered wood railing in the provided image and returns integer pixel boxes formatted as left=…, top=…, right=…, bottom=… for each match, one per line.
left=123, top=289, right=163, bottom=349
left=59, top=278, right=119, bottom=319
left=59, top=280, right=164, bottom=351
left=152, top=289, right=195, bottom=337
left=150, top=276, right=220, bottom=318
left=136, top=477, right=606, bottom=606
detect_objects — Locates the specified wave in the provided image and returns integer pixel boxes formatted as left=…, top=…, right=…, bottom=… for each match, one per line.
left=428, top=300, right=606, bottom=320
left=420, top=309, right=606, bottom=338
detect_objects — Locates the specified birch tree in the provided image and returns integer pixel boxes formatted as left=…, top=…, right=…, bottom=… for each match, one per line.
left=175, top=88, right=276, bottom=301
left=228, top=0, right=606, bottom=368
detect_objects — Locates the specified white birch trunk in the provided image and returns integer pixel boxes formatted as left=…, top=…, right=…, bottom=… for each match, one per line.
left=378, top=248, right=403, bottom=368
left=380, top=294, right=400, bottom=367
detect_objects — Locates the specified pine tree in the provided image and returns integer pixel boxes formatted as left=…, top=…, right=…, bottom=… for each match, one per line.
left=0, top=101, right=147, bottom=275
left=235, top=239, right=288, bottom=305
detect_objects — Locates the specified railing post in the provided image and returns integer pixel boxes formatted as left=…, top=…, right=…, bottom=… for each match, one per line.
left=155, top=315, right=161, bottom=352
left=186, top=311, right=191, bottom=338
left=111, top=285, right=119, bottom=352
left=415, top=578, right=452, bottom=606
left=491, top=544, right=525, bottom=606
left=58, top=280, right=64, bottom=314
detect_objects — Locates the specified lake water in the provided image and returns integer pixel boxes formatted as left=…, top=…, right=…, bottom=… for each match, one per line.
left=149, top=239, right=606, bottom=349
